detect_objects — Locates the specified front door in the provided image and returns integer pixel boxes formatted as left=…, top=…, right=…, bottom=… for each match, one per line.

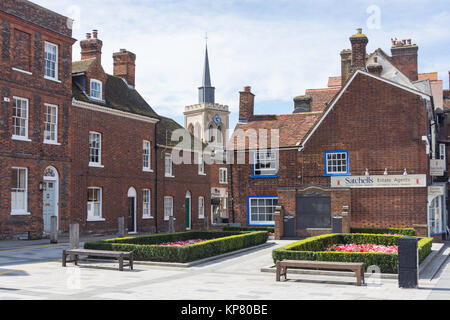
left=185, top=197, right=191, bottom=229
left=43, top=181, right=57, bottom=233
left=128, top=197, right=135, bottom=232
left=296, top=193, right=331, bottom=230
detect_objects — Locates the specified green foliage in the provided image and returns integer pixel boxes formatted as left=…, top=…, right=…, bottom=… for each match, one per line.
left=351, top=227, right=415, bottom=236
left=272, top=233, right=433, bottom=274
left=84, top=231, right=268, bottom=263
left=222, top=226, right=275, bottom=233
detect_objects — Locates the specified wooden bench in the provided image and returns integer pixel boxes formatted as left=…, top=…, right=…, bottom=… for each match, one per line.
left=62, top=249, right=133, bottom=271
left=276, top=260, right=365, bottom=286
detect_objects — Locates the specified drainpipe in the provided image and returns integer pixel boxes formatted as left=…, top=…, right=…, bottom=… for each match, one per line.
left=154, top=121, right=158, bottom=233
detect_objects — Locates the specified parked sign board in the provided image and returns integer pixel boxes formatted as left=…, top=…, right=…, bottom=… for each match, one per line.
left=331, top=175, right=427, bottom=188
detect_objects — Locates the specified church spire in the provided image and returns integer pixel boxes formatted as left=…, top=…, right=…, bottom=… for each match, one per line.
left=199, top=42, right=215, bottom=104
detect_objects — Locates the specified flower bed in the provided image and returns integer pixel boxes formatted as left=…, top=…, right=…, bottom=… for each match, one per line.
left=84, top=230, right=268, bottom=263
left=326, top=243, right=398, bottom=253
left=351, top=227, right=415, bottom=236
left=272, top=233, right=433, bottom=273
left=156, top=239, right=206, bottom=247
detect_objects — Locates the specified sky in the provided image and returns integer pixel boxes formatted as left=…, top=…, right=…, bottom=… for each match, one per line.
left=34, top=0, right=450, bottom=129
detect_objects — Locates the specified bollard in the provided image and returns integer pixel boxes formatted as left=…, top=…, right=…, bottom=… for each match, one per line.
left=204, top=216, right=210, bottom=231
left=332, top=215, right=343, bottom=233
left=118, top=217, right=125, bottom=237
left=398, top=236, right=418, bottom=288
left=169, top=216, right=174, bottom=233
left=50, top=216, right=58, bottom=243
left=69, top=222, right=80, bottom=250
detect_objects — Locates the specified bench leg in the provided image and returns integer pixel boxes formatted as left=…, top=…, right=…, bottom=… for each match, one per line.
left=74, top=255, right=78, bottom=266
left=119, top=255, right=124, bottom=271
left=276, top=262, right=281, bottom=281
left=62, top=250, right=66, bottom=267
left=355, top=271, right=361, bottom=286
left=283, top=267, right=287, bottom=280
left=129, top=253, right=133, bottom=270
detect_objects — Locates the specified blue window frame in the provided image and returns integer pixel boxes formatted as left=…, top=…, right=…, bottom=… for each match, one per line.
left=247, top=195, right=278, bottom=226
left=251, top=150, right=278, bottom=178
left=324, top=150, right=349, bottom=176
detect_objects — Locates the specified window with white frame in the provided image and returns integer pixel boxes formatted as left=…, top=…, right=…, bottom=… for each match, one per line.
left=429, top=196, right=444, bottom=235
left=219, top=168, right=227, bottom=184
left=143, top=189, right=151, bottom=218
left=11, top=167, right=28, bottom=214
left=143, top=140, right=151, bottom=171
left=89, top=132, right=102, bottom=166
left=199, top=196, right=205, bottom=219
left=87, top=187, right=102, bottom=220
left=439, top=144, right=446, bottom=163
left=44, top=104, right=58, bottom=143
left=44, top=42, right=58, bottom=80
left=325, top=151, right=349, bottom=175
left=12, top=97, right=29, bottom=139
left=254, top=150, right=277, bottom=176
left=164, top=196, right=173, bottom=220
left=165, top=154, right=173, bottom=177
left=198, top=155, right=205, bottom=175
left=90, top=79, right=102, bottom=100
left=248, top=197, right=278, bottom=226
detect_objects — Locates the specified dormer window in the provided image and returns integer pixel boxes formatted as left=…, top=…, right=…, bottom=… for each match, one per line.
left=90, top=79, right=102, bottom=100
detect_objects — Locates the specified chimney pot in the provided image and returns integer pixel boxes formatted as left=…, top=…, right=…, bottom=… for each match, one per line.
left=349, top=28, right=368, bottom=71
left=293, top=95, right=312, bottom=113
left=244, top=86, right=251, bottom=92
left=86, top=33, right=91, bottom=39
left=113, top=49, right=137, bottom=87
left=80, top=30, right=103, bottom=64
left=92, top=30, right=98, bottom=38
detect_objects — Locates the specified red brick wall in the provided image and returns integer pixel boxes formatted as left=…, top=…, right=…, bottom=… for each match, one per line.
left=0, top=8, right=74, bottom=239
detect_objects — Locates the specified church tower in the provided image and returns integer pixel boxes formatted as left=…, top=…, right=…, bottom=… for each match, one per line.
left=184, top=45, right=230, bottom=147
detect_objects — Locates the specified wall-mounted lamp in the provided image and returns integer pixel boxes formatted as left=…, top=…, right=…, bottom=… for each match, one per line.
left=39, top=182, right=46, bottom=191
left=384, top=168, right=388, bottom=175
left=365, top=168, right=369, bottom=176
left=403, top=168, right=408, bottom=176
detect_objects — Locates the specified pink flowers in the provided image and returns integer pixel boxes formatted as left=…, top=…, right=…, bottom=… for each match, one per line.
left=156, top=239, right=206, bottom=247
left=326, top=243, right=398, bottom=253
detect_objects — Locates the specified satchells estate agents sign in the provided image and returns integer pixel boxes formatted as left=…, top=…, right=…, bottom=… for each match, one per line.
left=331, top=175, right=427, bottom=188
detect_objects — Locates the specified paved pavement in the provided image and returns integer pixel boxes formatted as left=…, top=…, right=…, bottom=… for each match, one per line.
left=0, top=239, right=448, bottom=300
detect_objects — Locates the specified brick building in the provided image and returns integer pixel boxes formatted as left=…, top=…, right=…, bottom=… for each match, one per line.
left=229, top=29, right=447, bottom=239
left=71, top=32, right=211, bottom=235
left=0, top=0, right=75, bottom=239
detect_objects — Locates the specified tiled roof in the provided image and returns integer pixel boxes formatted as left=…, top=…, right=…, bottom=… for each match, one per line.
left=305, top=87, right=340, bottom=112
left=72, top=58, right=96, bottom=74
left=156, top=116, right=204, bottom=150
left=72, top=74, right=159, bottom=119
left=229, top=112, right=322, bottom=150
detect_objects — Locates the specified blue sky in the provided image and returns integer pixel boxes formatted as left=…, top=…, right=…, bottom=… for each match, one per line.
left=34, top=0, right=450, bottom=129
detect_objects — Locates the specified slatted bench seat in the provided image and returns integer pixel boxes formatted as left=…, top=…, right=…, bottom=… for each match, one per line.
left=62, top=249, right=133, bottom=271
left=276, top=260, right=365, bottom=286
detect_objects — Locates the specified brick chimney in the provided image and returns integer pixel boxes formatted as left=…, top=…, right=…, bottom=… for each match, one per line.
left=349, top=28, right=368, bottom=72
left=391, top=39, right=418, bottom=81
left=239, top=86, right=254, bottom=122
left=113, top=49, right=136, bottom=87
left=80, top=29, right=103, bottom=64
left=293, top=95, right=312, bottom=113
left=367, top=57, right=383, bottom=77
left=340, top=49, right=352, bottom=85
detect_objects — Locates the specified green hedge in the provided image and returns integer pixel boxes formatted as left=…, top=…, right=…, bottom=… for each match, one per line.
left=272, top=233, right=433, bottom=274
left=351, top=227, right=415, bottom=236
left=84, top=231, right=268, bottom=263
left=222, top=226, right=275, bottom=233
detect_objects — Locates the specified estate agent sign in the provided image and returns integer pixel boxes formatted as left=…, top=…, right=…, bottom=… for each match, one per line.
left=331, top=175, right=427, bottom=188
left=430, top=159, right=445, bottom=176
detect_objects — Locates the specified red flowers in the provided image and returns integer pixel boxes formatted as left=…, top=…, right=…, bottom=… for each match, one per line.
left=156, top=239, right=206, bottom=247
left=326, top=243, right=398, bottom=253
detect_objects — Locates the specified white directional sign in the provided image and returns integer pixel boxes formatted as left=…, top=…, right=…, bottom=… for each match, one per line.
left=331, top=175, right=427, bottom=188
left=430, top=159, right=445, bottom=176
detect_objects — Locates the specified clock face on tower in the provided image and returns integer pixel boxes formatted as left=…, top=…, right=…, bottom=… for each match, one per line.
left=213, top=114, right=221, bottom=125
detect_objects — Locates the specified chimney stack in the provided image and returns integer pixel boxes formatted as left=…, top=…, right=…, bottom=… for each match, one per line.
left=367, top=56, right=383, bottom=77
left=113, top=49, right=137, bottom=87
left=349, top=28, right=368, bottom=72
left=80, top=29, right=103, bottom=64
left=239, top=86, right=255, bottom=122
left=340, top=49, right=352, bottom=85
left=293, top=95, right=312, bottom=113
left=391, top=38, right=418, bottom=81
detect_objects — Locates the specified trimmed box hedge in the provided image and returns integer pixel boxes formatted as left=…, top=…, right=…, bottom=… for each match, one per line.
left=351, top=227, right=415, bottom=236
left=84, top=230, right=268, bottom=263
left=272, top=233, right=433, bottom=273
left=223, top=226, right=275, bottom=233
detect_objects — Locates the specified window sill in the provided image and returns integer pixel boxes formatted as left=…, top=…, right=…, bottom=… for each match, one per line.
left=323, top=173, right=350, bottom=177
left=12, top=136, right=31, bottom=142
left=44, top=140, right=61, bottom=146
left=164, top=217, right=176, bottom=221
left=251, top=175, right=278, bottom=179
left=248, top=223, right=275, bottom=227
left=165, top=174, right=175, bottom=178
left=44, top=76, right=61, bottom=83
left=10, top=211, right=31, bottom=216
left=199, top=216, right=205, bottom=220
left=87, top=217, right=105, bottom=222
left=198, top=173, right=207, bottom=176
left=219, top=181, right=228, bottom=184
left=12, top=67, right=32, bottom=75
left=143, top=216, right=153, bottom=220
left=89, top=163, right=104, bottom=168
left=143, top=168, right=153, bottom=173
left=89, top=96, right=105, bottom=103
